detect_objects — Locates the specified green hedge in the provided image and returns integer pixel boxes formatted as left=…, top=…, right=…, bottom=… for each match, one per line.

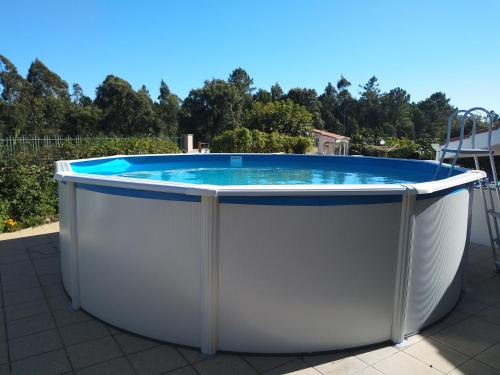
left=211, top=128, right=314, bottom=154
left=0, top=138, right=179, bottom=233
left=349, top=133, right=435, bottom=160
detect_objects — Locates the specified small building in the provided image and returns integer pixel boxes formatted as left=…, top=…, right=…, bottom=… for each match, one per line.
left=311, top=129, right=350, bottom=155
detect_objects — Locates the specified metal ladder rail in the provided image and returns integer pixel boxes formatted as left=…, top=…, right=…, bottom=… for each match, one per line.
left=434, top=109, right=467, bottom=179
left=462, top=107, right=500, bottom=272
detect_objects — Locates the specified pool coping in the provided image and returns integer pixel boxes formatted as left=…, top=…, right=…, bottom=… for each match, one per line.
left=54, top=153, right=486, bottom=197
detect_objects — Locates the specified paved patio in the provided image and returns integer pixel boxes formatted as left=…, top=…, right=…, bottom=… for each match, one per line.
left=0, top=224, right=499, bottom=375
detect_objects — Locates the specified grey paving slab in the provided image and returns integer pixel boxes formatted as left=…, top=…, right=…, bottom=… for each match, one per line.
left=4, top=300, right=50, bottom=321
left=431, top=316, right=500, bottom=356
left=8, top=329, right=62, bottom=361
left=60, top=320, right=110, bottom=347
left=33, top=257, right=61, bottom=276
left=113, top=332, right=159, bottom=354
left=263, top=359, right=321, bottom=375
left=53, top=307, right=93, bottom=328
left=10, top=349, right=72, bottom=375
left=67, top=336, right=122, bottom=370
left=167, top=366, right=199, bottom=375
left=243, top=354, right=296, bottom=372
left=449, top=359, right=500, bottom=375
left=6, top=312, right=56, bottom=339
left=128, top=345, right=188, bottom=375
left=193, top=354, right=257, bottom=375
left=47, top=293, right=72, bottom=311
left=3, top=287, right=44, bottom=306
left=75, top=357, right=135, bottom=375
left=476, top=341, right=500, bottom=371
left=0, top=341, right=8, bottom=365
left=39, top=273, right=63, bottom=287
left=177, top=346, right=211, bottom=364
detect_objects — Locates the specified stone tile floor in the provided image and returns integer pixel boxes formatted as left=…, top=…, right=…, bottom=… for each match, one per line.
left=0, top=223, right=499, bottom=374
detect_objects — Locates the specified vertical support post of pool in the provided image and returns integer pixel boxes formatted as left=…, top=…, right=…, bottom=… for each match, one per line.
left=391, top=185, right=417, bottom=346
left=200, top=195, right=219, bottom=355
left=68, top=182, right=81, bottom=310
left=462, top=183, right=475, bottom=289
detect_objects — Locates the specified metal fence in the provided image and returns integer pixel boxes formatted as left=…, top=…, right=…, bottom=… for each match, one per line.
left=0, top=136, right=182, bottom=154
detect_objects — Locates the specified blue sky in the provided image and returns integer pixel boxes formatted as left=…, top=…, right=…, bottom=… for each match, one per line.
left=3, top=0, right=500, bottom=111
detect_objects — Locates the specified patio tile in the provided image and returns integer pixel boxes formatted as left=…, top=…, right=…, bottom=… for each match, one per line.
left=47, top=293, right=72, bottom=311
left=476, top=341, right=500, bottom=370
left=262, top=359, right=320, bottom=375
left=2, top=276, right=40, bottom=293
left=7, top=312, right=55, bottom=339
left=466, top=264, right=497, bottom=285
left=355, top=368, right=384, bottom=375
left=476, top=304, right=500, bottom=326
left=10, top=349, right=71, bottom=375
left=455, top=294, right=490, bottom=315
left=449, top=359, right=500, bottom=375
left=22, top=233, right=53, bottom=248
left=67, top=336, right=122, bottom=369
left=42, top=282, right=67, bottom=298
left=465, top=286, right=500, bottom=306
left=243, top=354, right=296, bottom=372
left=193, top=354, right=256, bottom=375
left=39, top=273, right=63, bottom=287
left=8, top=329, right=62, bottom=361
left=113, top=332, right=159, bottom=354
left=4, top=300, right=50, bottom=321
left=309, top=355, right=367, bottom=375
left=4, top=287, right=44, bottom=306
left=0, top=252, right=30, bottom=265
left=33, top=257, right=61, bottom=276
left=75, top=357, right=135, bottom=375
left=128, top=345, right=188, bottom=375
left=431, top=316, right=500, bottom=356
left=404, top=338, right=470, bottom=373
left=302, top=352, right=347, bottom=368
left=353, top=344, right=398, bottom=365
left=0, top=364, right=9, bottom=375
left=60, top=320, right=110, bottom=346
left=373, top=351, right=441, bottom=375
left=0, top=341, right=8, bottom=365
left=177, top=346, right=211, bottom=364
left=53, top=307, right=93, bottom=328
left=167, top=366, right=199, bottom=375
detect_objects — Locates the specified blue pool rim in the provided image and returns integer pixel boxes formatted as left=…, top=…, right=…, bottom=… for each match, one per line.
left=55, top=153, right=485, bottom=199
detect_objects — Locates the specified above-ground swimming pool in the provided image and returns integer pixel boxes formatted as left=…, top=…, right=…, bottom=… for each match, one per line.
left=55, top=154, right=485, bottom=354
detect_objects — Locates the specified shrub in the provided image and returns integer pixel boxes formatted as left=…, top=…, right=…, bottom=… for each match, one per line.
left=211, top=128, right=314, bottom=154
left=0, top=137, right=180, bottom=233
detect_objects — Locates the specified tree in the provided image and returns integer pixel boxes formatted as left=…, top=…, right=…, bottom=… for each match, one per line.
left=27, top=59, right=69, bottom=100
left=285, top=88, right=324, bottom=129
left=319, top=82, right=343, bottom=134
left=180, top=79, right=245, bottom=140
left=335, top=75, right=358, bottom=135
left=253, top=89, right=272, bottom=104
left=271, top=83, right=283, bottom=101
left=95, top=75, right=162, bottom=135
left=380, top=88, right=414, bottom=138
left=0, top=55, right=26, bottom=103
left=244, top=99, right=313, bottom=136
left=358, top=76, right=382, bottom=131
left=156, top=80, right=180, bottom=136
left=415, top=92, right=454, bottom=140
left=228, top=68, right=254, bottom=94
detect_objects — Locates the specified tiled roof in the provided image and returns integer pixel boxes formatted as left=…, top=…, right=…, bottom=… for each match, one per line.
left=311, top=129, right=350, bottom=140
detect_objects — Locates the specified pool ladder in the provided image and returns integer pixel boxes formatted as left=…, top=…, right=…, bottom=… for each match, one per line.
left=435, top=107, right=500, bottom=272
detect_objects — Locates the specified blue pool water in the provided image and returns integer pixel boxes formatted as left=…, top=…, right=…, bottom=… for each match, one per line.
left=69, top=154, right=460, bottom=185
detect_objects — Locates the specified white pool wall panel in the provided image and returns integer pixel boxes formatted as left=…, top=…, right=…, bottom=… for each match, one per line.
left=73, top=185, right=203, bottom=346
left=217, top=202, right=401, bottom=353
left=404, top=188, right=470, bottom=335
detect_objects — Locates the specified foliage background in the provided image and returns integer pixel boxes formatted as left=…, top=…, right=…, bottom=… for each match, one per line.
left=0, top=138, right=179, bottom=233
